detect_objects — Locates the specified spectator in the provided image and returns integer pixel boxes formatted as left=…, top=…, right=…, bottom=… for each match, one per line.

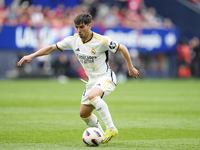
left=0, top=0, right=7, bottom=26
left=104, top=6, right=120, bottom=28
left=17, top=8, right=29, bottom=26
left=30, top=5, right=44, bottom=27
left=177, top=39, right=192, bottom=78
left=51, top=52, right=71, bottom=77
left=123, top=8, right=141, bottom=29
left=189, top=36, right=200, bottom=77
left=141, top=7, right=163, bottom=29
left=177, top=39, right=192, bottom=64
left=81, top=0, right=99, bottom=18
left=163, top=18, right=174, bottom=29
left=127, top=0, right=144, bottom=12
left=116, top=0, right=144, bottom=12
left=5, top=5, right=18, bottom=26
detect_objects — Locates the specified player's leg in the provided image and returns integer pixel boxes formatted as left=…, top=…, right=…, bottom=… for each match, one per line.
left=88, top=87, right=116, bottom=131
left=88, top=85, right=118, bottom=143
left=80, top=104, right=104, bottom=134
left=79, top=104, right=94, bottom=119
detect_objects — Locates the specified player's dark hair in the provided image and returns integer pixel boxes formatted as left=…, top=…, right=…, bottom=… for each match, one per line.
left=74, top=13, right=92, bottom=25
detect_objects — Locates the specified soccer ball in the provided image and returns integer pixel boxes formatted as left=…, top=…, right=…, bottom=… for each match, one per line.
left=82, top=127, right=103, bottom=147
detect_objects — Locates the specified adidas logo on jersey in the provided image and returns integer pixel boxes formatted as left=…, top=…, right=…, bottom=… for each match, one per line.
left=96, top=83, right=101, bottom=86
left=75, top=48, right=80, bottom=51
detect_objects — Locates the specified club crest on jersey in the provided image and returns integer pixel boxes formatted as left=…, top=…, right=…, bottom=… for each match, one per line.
left=109, top=41, right=117, bottom=49
left=91, top=48, right=96, bottom=55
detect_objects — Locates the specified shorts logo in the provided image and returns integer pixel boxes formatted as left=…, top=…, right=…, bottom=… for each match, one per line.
left=109, top=41, right=117, bottom=49
left=91, top=48, right=96, bottom=55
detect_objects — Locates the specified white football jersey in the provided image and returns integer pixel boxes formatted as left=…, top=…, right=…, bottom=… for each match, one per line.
left=56, top=32, right=120, bottom=79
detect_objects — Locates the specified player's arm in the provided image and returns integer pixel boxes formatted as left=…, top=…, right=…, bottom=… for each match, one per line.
left=118, top=44, right=139, bottom=78
left=17, top=44, right=58, bottom=66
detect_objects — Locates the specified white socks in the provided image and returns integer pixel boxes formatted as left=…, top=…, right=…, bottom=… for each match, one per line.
left=82, top=113, right=104, bottom=134
left=90, top=96, right=115, bottom=131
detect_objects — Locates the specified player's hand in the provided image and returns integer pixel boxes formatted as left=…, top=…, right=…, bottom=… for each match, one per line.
left=17, top=55, right=33, bottom=66
left=129, top=67, right=139, bottom=79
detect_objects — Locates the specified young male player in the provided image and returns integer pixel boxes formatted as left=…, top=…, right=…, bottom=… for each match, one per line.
left=17, top=13, right=139, bottom=143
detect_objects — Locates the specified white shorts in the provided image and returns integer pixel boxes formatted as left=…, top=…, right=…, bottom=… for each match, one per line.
left=81, top=71, right=117, bottom=105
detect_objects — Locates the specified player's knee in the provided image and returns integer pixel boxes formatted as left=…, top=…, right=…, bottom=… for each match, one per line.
left=88, top=94, right=96, bottom=101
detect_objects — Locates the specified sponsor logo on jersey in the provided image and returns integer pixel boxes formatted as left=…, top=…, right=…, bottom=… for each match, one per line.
left=76, top=54, right=97, bottom=64
left=109, top=41, right=117, bottom=49
left=91, top=48, right=96, bottom=55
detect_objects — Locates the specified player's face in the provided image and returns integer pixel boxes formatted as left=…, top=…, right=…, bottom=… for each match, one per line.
left=75, top=22, right=92, bottom=42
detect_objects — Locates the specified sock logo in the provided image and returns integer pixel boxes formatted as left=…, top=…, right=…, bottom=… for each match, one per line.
left=96, top=107, right=102, bottom=111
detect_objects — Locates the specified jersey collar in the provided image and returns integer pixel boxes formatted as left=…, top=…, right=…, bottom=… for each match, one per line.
left=82, top=32, right=93, bottom=44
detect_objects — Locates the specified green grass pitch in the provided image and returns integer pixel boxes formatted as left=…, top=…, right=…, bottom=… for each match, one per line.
left=0, top=79, right=200, bottom=150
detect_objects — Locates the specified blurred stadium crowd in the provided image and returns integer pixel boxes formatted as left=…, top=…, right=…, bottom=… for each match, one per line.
left=0, top=0, right=174, bottom=29
left=0, top=0, right=200, bottom=80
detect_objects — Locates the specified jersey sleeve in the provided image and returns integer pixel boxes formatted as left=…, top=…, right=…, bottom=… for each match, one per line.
left=103, top=36, right=120, bottom=53
left=56, top=36, right=73, bottom=51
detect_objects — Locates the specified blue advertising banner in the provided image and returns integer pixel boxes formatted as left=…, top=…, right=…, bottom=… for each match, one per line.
left=0, top=25, right=179, bottom=53
left=5, top=0, right=79, bottom=8
left=104, top=28, right=179, bottom=53
left=0, top=25, right=73, bottom=51
left=31, top=0, right=79, bottom=8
